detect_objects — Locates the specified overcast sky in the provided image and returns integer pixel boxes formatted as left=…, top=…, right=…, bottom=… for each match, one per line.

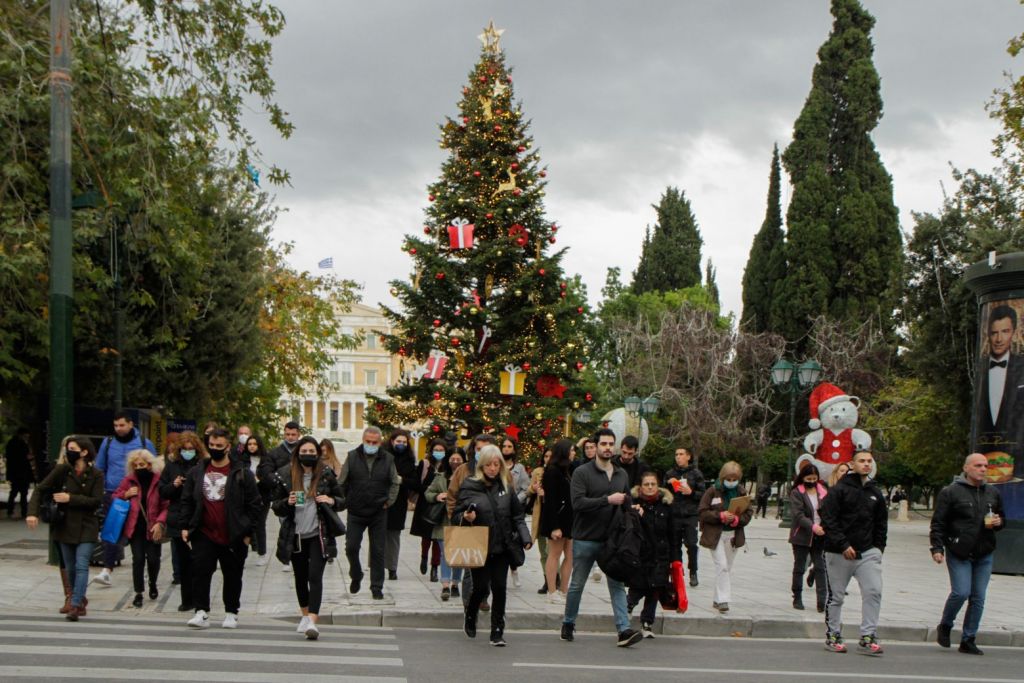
left=246, top=0, right=1023, bottom=320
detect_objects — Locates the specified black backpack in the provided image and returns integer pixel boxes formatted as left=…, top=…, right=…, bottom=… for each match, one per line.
left=597, top=501, right=645, bottom=588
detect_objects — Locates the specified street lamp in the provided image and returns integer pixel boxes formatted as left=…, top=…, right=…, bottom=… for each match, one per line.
left=770, top=358, right=822, bottom=527
left=623, top=395, right=659, bottom=440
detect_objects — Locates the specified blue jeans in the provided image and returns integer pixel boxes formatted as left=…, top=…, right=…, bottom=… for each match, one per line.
left=436, top=539, right=463, bottom=585
left=563, top=539, right=629, bottom=633
left=60, top=542, right=96, bottom=608
left=940, top=552, right=994, bottom=639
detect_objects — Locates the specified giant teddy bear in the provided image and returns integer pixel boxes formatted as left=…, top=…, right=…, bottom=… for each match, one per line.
left=796, top=382, right=872, bottom=480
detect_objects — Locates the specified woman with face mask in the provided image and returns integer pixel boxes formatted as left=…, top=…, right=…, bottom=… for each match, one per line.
left=698, top=461, right=752, bottom=613
left=789, top=463, right=828, bottom=612
left=158, top=431, right=207, bottom=612
left=114, top=449, right=169, bottom=607
left=409, top=439, right=444, bottom=582
left=27, top=436, right=103, bottom=621
left=244, top=435, right=272, bottom=567
left=425, top=447, right=464, bottom=601
left=272, top=436, right=344, bottom=640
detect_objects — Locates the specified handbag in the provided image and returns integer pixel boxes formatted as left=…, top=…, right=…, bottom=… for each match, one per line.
left=443, top=521, right=489, bottom=568
left=100, top=497, right=131, bottom=544
left=422, top=501, right=445, bottom=528
left=40, top=498, right=65, bottom=526
left=318, top=502, right=346, bottom=537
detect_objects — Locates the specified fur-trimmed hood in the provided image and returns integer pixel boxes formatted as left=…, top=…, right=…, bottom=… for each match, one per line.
left=630, top=485, right=673, bottom=505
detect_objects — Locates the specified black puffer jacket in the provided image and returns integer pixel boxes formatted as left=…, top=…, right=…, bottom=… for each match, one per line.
left=631, top=486, right=681, bottom=590
left=664, top=464, right=706, bottom=519
left=179, top=458, right=262, bottom=546
left=820, top=472, right=887, bottom=555
left=929, top=477, right=1004, bottom=560
left=453, top=476, right=531, bottom=565
left=158, top=455, right=202, bottom=535
left=257, top=443, right=294, bottom=498
left=271, top=464, right=345, bottom=561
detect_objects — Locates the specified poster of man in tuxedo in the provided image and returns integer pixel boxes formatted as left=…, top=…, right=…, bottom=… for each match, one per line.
left=973, top=302, right=1024, bottom=485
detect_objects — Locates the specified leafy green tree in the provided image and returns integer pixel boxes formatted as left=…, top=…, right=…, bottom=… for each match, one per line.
left=631, top=187, right=703, bottom=294
left=741, top=145, right=786, bottom=333
left=773, top=0, right=901, bottom=349
left=369, top=27, right=595, bottom=458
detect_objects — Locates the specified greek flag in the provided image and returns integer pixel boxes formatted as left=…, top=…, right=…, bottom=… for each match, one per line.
left=318, top=257, right=334, bottom=269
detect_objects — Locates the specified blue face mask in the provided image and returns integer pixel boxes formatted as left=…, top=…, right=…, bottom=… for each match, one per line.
left=181, top=449, right=196, bottom=461
left=432, top=450, right=446, bottom=461
left=363, top=444, right=379, bottom=455
left=393, top=443, right=408, bottom=452
left=723, top=479, right=739, bottom=489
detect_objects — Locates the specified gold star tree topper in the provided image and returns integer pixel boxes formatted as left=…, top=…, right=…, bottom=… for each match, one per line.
left=478, top=20, right=504, bottom=54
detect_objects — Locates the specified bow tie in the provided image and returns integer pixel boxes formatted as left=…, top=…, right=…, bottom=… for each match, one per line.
left=990, top=359, right=1008, bottom=369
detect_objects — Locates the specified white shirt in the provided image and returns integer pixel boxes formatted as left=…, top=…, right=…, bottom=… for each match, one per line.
left=988, top=352, right=1009, bottom=424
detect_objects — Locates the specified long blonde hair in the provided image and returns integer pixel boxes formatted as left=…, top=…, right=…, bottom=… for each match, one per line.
left=473, top=444, right=511, bottom=488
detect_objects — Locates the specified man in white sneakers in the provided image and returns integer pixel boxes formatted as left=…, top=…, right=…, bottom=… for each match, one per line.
left=179, top=429, right=261, bottom=629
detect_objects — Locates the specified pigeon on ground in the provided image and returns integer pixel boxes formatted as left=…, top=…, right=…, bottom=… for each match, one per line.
left=763, top=547, right=778, bottom=557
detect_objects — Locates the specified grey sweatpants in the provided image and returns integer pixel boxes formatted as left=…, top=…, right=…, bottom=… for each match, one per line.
left=824, top=548, right=883, bottom=637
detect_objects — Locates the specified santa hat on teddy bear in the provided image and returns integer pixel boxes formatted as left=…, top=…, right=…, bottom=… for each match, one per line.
left=808, top=382, right=849, bottom=430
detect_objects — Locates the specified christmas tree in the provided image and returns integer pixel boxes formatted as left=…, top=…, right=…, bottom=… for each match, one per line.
left=369, top=22, right=595, bottom=459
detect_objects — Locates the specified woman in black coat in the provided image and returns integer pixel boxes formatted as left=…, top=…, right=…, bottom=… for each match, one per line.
left=629, top=471, right=681, bottom=637
left=271, top=436, right=344, bottom=640
left=453, top=445, right=532, bottom=646
left=157, top=431, right=206, bottom=612
left=788, top=463, right=828, bottom=612
left=539, top=439, right=574, bottom=602
left=409, top=439, right=443, bottom=582
left=385, top=429, right=416, bottom=580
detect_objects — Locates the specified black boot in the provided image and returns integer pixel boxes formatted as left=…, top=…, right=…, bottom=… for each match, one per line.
left=430, top=566, right=439, bottom=582
left=464, top=609, right=477, bottom=638
left=959, top=637, right=983, bottom=655
left=792, top=594, right=804, bottom=610
left=537, top=579, right=548, bottom=595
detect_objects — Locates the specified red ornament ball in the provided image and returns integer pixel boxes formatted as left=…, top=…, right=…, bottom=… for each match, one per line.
left=577, top=306, right=584, bottom=314
left=464, top=371, right=473, bottom=379
left=560, top=292, right=566, bottom=298
left=426, top=407, right=434, bottom=415
left=493, top=125, right=502, bottom=132
left=432, top=319, right=441, bottom=327
left=513, top=188, right=522, bottom=196
left=550, top=224, right=557, bottom=232
left=510, top=162, right=519, bottom=170
left=516, top=237, right=527, bottom=247
left=539, top=171, right=547, bottom=178
left=524, top=402, right=532, bottom=408
left=485, top=212, right=494, bottom=219
left=560, top=282, right=567, bottom=289
left=576, top=362, right=585, bottom=371
left=522, top=362, right=531, bottom=371
left=538, top=268, right=546, bottom=276
left=517, top=146, right=526, bottom=153
left=463, top=404, right=472, bottom=412
left=473, top=170, right=481, bottom=177
left=423, top=226, right=431, bottom=235
left=428, top=194, right=435, bottom=201
left=432, top=424, right=441, bottom=433
left=374, top=403, right=383, bottom=411
left=549, top=236, right=556, bottom=243
left=585, top=392, right=593, bottom=401
left=409, top=248, right=417, bottom=255
left=462, top=116, right=469, bottom=124
left=478, top=76, right=487, bottom=83
left=433, top=392, right=441, bottom=400
left=435, top=272, right=445, bottom=280
left=451, top=337, right=461, bottom=346
left=398, top=347, right=407, bottom=356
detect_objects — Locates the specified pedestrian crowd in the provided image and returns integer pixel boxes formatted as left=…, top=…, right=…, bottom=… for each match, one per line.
left=5, top=416, right=1006, bottom=655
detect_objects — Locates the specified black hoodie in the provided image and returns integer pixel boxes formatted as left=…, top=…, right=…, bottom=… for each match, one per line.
left=820, top=471, right=887, bottom=555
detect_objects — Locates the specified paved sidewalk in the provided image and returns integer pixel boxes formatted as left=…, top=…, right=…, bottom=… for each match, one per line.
left=1, top=499, right=1021, bottom=646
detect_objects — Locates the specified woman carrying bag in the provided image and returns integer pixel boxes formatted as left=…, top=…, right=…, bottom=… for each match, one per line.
left=425, top=447, right=464, bottom=602
left=453, top=444, right=532, bottom=646
left=158, top=431, right=206, bottom=612
left=113, top=449, right=169, bottom=607
left=698, top=460, right=752, bottom=614
left=272, top=436, right=345, bottom=640
left=26, top=436, right=103, bottom=621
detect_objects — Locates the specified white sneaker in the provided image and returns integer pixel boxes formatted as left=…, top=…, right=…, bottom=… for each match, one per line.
left=546, top=591, right=564, bottom=604
left=304, top=621, right=319, bottom=640
left=592, top=570, right=602, bottom=582
left=296, top=616, right=310, bottom=634
left=254, top=554, right=268, bottom=567
left=222, top=613, right=238, bottom=629
left=281, top=563, right=292, bottom=573
left=187, top=610, right=210, bottom=629
left=93, top=570, right=111, bottom=587
left=511, top=571, right=521, bottom=588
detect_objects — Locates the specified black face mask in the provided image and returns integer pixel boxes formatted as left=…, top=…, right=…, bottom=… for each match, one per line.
left=66, top=450, right=82, bottom=466
left=299, top=455, right=318, bottom=468
left=208, top=447, right=228, bottom=462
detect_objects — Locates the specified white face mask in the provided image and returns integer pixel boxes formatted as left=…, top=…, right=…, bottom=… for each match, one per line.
left=723, top=480, right=739, bottom=489
left=238, top=434, right=249, bottom=445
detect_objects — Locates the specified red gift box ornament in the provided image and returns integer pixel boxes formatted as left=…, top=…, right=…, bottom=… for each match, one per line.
left=423, top=349, right=448, bottom=380
left=447, top=218, right=475, bottom=249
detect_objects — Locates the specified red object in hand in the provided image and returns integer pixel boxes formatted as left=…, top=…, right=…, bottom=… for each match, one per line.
left=670, top=560, right=688, bottom=613
left=668, top=478, right=682, bottom=493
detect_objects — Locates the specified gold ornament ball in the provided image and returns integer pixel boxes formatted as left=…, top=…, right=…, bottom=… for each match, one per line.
left=496, top=250, right=503, bottom=256
left=545, top=312, right=554, bottom=321
left=458, top=198, right=465, bottom=204
left=506, top=208, right=513, bottom=213
left=389, top=287, right=398, bottom=296
left=538, top=438, right=546, bottom=446
left=470, top=307, right=478, bottom=314
left=566, top=342, right=575, bottom=350
left=534, top=412, right=543, bottom=420
left=560, top=362, right=567, bottom=370
left=528, top=340, right=537, bottom=348
left=573, top=401, right=580, bottom=409
left=515, top=289, right=523, bottom=296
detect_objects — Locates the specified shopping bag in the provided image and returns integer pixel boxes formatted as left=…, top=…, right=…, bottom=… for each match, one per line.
left=670, top=559, right=689, bottom=613
left=443, top=523, right=489, bottom=568
left=100, top=498, right=131, bottom=544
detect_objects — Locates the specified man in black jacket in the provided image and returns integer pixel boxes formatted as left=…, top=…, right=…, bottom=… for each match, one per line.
left=257, top=421, right=300, bottom=489
left=930, top=453, right=1005, bottom=655
left=561, top=428, right=642, bottom=648
left=179, top=429, right=261, bottom=630
left=612, top=435, right=651, bottom=489
left=340, top=426, right=400, bottom=600
left=665, top=446, right=706, bottom=586
left=820, top=451, right=887, bottom=656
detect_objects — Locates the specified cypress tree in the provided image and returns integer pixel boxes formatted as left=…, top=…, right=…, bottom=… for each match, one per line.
left=631, top=187, right=703, bottom=294
left=773, top=0, right=901, bottom=345
left=741, top=144, right=786, bottom=333
left=705, top=259, right=720, bottom=307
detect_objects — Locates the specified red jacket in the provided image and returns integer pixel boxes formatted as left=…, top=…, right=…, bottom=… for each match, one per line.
left=113, top=470, right=169, bottom=541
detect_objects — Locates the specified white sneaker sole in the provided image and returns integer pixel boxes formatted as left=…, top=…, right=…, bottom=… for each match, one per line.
left=187, top=620, right=209, bottom=629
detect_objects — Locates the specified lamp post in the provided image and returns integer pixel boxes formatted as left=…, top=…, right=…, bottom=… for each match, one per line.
left=770, top=358, right=822, bottom=527
left=623, top=395, right=659, bottom=441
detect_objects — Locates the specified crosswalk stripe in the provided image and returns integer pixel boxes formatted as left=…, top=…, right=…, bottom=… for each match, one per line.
left=6, top=644, right=403, bottom=667
left=0, top=617, right=396, bottom=639
left=0, top=666, right=405, bottom=683
left=0, top=630, right=399, bottom=651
